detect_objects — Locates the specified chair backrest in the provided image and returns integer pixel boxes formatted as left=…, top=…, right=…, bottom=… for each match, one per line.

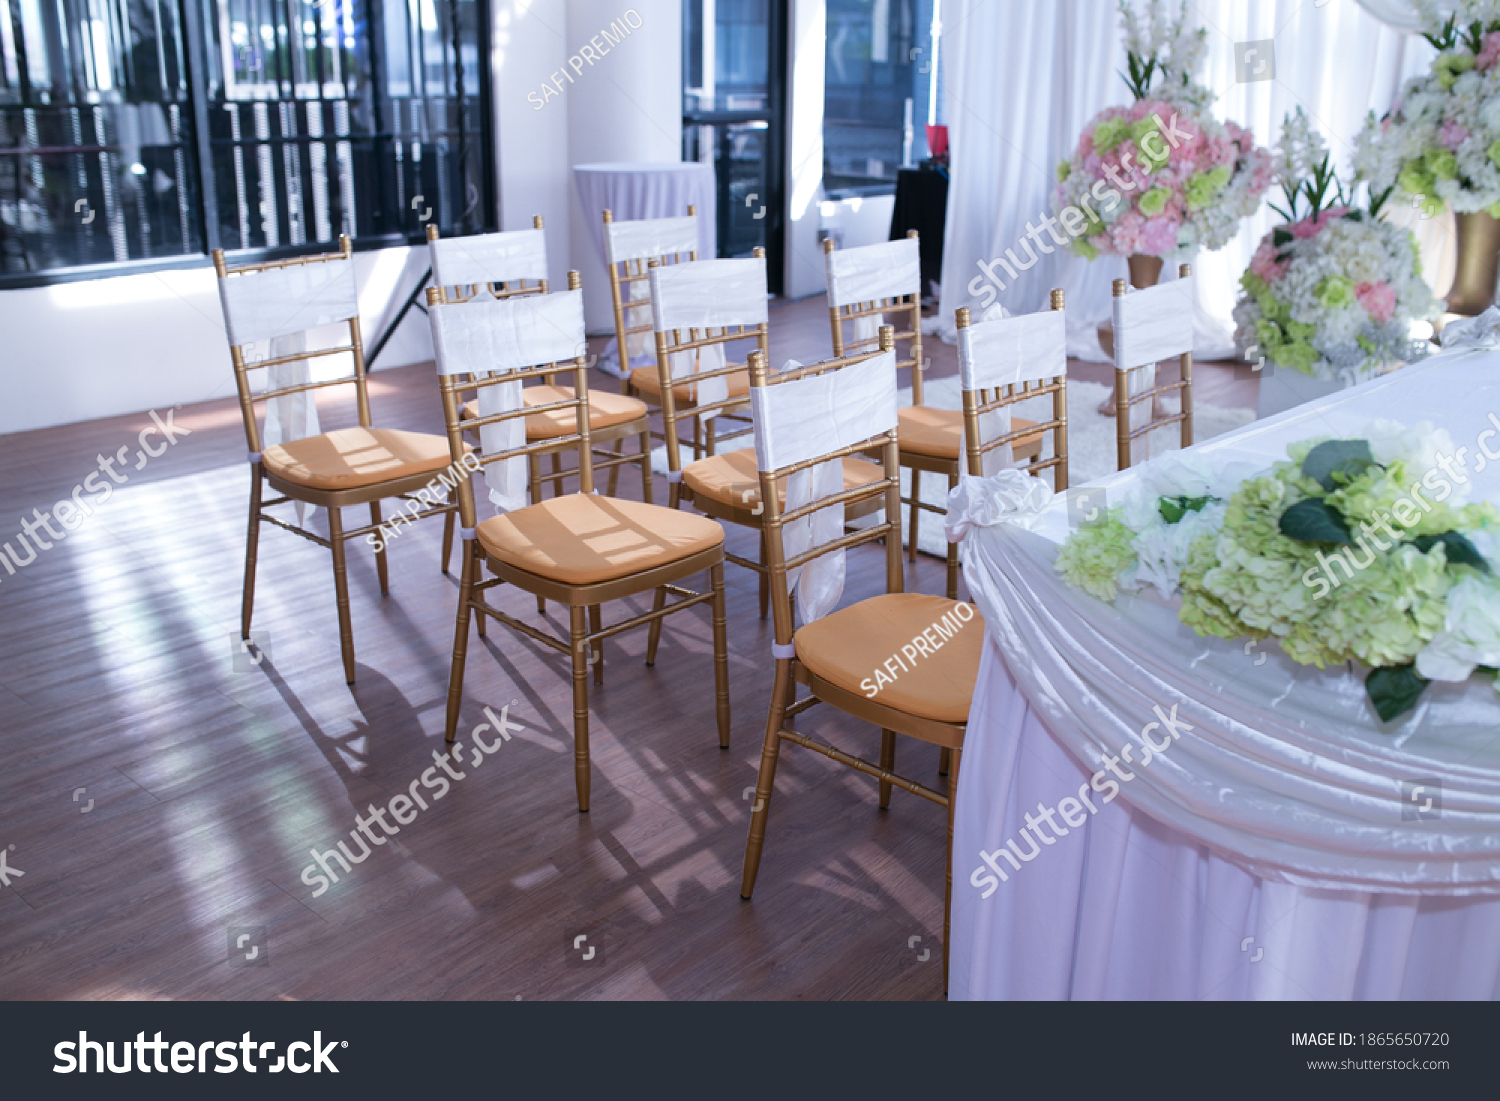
left=426, top=273, right=589, bottom=530
left=955, top=289, right=1068, bottom=490
left=652, top=251, right=771, bottom=475
left=426, top=216, right=548, bottom=298
left=824, top=232, right=925, bottom=403
left=602, top=207, right=700, bottom=381
left=750, top=330, right=903, bottom=649
left=214, top=235, right=366, bottom=455
left=1111, top=263, right=1194, bottom=469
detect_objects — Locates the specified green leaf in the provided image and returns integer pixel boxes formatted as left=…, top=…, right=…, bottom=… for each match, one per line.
left=1279, top=498, right=1354, bottom=545
left=1302, top=438, right=1376, bottom=492
left=1158, top=495, right=1214, bottom=524
left=1272, top=227, right=1294, bottom=248
left=1410, top=531, right=1493, bottom=574
left=1366, top=664, right=1430, bottom=723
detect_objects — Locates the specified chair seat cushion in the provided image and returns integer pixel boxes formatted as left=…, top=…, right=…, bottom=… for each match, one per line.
left=261, top=427, right=460, bottom=492
left=793, top=593, right=983, bottom=724
left=476, top=493, right=724, bottom=585
left=630, top=365, right=751, bottom=404
left=682, top=447, right=882, bottom=511
left=897, top=405, right=1042, bottom=460
left=460, top=386, right=649, bottom=440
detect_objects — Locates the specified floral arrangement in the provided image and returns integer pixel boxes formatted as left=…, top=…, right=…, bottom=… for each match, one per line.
left=1233, top=111, right=1437, bottom=380
left=1056, top=427, right=1500, bottom=721
left=1053, top=0, right=1272, bottom=259
left=1352, top=1, right=1500, bottom=215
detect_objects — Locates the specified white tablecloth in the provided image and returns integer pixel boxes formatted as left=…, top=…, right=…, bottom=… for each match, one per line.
left=573, top=162, right=717, bottom=376
left=950, top=347, right=1500, bottom=1000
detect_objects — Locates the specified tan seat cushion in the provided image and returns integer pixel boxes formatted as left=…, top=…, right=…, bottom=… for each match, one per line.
left=898, top=405, right=1042, bottom=461
left=682, top=447, right=882, bottom=510
left=459, top=386, right=649, bottom=440
left=261, top=427, right=460, bottom=492
left=794, top=593, right=983, bottom=724
left=630, top=365, right=751, bottom=403
left=476, top=493, right=724, bottom=585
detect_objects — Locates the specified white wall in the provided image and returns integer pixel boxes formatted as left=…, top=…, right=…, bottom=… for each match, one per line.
left=784, top=0, right=827, bottom=299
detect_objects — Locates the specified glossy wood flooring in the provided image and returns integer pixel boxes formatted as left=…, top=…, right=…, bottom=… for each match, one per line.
left=0, top=293, right=1254, bottom=1000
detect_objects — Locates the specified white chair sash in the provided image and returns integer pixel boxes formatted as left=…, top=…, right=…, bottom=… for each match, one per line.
left=1111, top=277, right=1195, bottom=369
left=218, top=255, right=360, bottom=347
left=605, top=215, right=699, bottom=265
left=428, top=289, right=586, bottom=515
left=959, top=305, right=1067, bottom=477
left=429, top=228, right=549, bottom=289
left=824, top=236, right=922, bottom=308
left=650, top=258, right=766, bottom=421
left=752, top=349, right=898, bottom=624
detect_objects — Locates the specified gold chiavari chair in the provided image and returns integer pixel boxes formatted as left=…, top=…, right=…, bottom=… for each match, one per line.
left=1111, top=263, right=1195, bottom=470
left=606, top=206, right=753, bottom=460
left=429, top=273, right=731, bottom=812
left=738, top=338, right=985, bottom=996
left=825, top=234, right=1043, bottom=600
left=428, top=220, right=654, bottom=576
left=216, top=236, right=460, bottom=685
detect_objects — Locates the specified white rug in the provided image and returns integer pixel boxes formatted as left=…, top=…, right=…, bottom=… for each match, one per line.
left=652, top=377, right=1253, bottom=559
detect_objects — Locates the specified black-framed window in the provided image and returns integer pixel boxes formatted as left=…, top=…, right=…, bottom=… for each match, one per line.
left=0, top=0, right=491, bottom=284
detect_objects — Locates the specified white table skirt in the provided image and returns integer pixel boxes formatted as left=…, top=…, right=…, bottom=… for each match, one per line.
left=950, top=636, right=1500, bottom=1000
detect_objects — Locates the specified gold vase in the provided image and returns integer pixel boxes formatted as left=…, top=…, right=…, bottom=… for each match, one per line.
left=1098, top=254, right=1163, bottom=358
left=1446, top=211, right=1500, bottom=316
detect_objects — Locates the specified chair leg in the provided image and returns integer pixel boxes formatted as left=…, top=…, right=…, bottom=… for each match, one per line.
left=440, top=488, right=455, bottom=574
left=711, top=561, right=730, bottom=748
left=444, top=542, right=478, bottom=743
left=758, top=530, right=769, bottom=620
left=606, top=438, right=624, bottom=497
left=878, top=729, right=896, bottom=809
left=946, top=474, right=960, bottom=600
left=570, top=604, right=591, bottom=812
left=944, top=746, right=962, bottom=999
left=939, top=746, right=951, bottom=776
left=741, top=657, right=793, bottom=899
left=589, top=604, right=603, bottom=686
left=908, top=469, right=921, bottom=563
left=645, top=586, right=667, bottom=665
left=241, top=464, right=262, bottom=639
left=370, top=501, right=390, bottom=596
left=530, top=454, right=546, bottom=614
left=638, top=427, right=654, bottom=505
left=327, top=505, right=356, bottom=684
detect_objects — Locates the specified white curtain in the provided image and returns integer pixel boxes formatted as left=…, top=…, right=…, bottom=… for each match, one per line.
left=937, top=0, right=1440, bottom=361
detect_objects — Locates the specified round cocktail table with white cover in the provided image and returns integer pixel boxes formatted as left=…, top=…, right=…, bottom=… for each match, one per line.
left=949, top=347, right=1500, bottom=1000
left=573, top=162, right=718, bottom=376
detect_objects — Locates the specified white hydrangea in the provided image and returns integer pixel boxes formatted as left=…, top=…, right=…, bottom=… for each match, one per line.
left=1416, top=531, right=1500, bottom=685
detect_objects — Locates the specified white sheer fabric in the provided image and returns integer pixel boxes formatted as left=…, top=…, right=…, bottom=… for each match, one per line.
left=824, top=238, right=922, bottom=309
left=959, top=307, right=1068, bottom=476
left=428, top=229, right=549, bottom=289
left=650, top=258, right=767, bottom=422
left=752, top=349, right=899, bottom=624
left=936, top=0, right=1437, bottom=360
left=428, top=290, right=586, bottom=514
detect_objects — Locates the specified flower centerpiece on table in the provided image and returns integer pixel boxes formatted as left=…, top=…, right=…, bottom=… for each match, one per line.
left=1055, top=428, right=1500, bottom=722
left=1352, top=4, right=1500, bottom=219
left=1052, top=0, right=1273, bottom=262
left=1233, top=110, right=1438, bottom=383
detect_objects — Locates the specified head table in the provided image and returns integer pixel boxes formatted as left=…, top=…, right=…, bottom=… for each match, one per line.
left=949, top=345, right=1500, bottom=1000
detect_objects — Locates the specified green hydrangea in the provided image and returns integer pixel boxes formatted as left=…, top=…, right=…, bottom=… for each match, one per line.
left=1184, top=166, right=1231, bottom=210
left=1427, top=149, right=1459, bottom=181
left=1434, top=50, right=1474, bottom=89
left=1316, top=275, right=1356, bottom=310
left=1272, top=340, right=1319, bottom=375
left=1093, top=117, right=1130, bottom=153
left=1054, top=511, right=1137, bottom=602
left=1057, top=160, right=1071, bottom=182
left=1073, top=236, right=1099, bottom=260
left=1137, top=187, right=1172, bottom=217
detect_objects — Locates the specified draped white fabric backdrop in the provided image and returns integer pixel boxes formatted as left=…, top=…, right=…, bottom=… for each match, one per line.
left=936, top=0, right=1445, bottom=360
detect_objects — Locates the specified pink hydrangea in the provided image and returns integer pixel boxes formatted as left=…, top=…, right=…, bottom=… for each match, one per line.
left=1110, top=212, right=1147, bottom=254
left=1440, top=118, right=1469, bottom=149
left=1139, top=215, right=1180, bottom=255
left=1355, top=281, right=1396, bottom=323
left=1476, top=31, right=1500, bottom=71
left=1289, top=205, right=1348, bottom=238
left=1249, top=240, right=1287, bottom=282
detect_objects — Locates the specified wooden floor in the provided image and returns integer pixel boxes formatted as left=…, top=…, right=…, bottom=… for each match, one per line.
left=0, top=293, right=1255, bottom=1000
